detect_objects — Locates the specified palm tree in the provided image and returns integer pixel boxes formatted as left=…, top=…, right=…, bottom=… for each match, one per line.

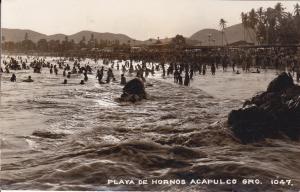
left=294, top=3, right=300, bottom=39
left=256, top=7, right=264, bottom=22
left=274, top=3, right=287, bottom=25
left=219, top=18, right=227, bottom=46
left=265, top=8, right=277, bottom=44
left=274, top=3, right=284, bottom=16
left=241, top=12, right=247, bottom=41
left=294, top=3, right=300, bottom=16
left=247, top=9, right=258, bottom=42
left=249, top=9, right=258, bottom=29
left=243, top=4, right=299, bottom=45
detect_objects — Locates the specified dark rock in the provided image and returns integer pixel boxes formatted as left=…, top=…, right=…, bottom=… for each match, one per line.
left=228, top=105, right=279, bottom=143
left=120, top=78, right=147, bottom=102
left=228, top=72, right=300, bottom=144
left=267, top=72, right=294, bottom=92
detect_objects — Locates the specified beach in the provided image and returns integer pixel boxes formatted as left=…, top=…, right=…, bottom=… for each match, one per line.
left=1, top=56, right=299, bottom=191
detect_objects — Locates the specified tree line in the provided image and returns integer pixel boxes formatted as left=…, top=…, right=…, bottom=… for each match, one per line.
left=241, top=3, right=300, bottom=45
left=1, top=33, right=132, bottom=53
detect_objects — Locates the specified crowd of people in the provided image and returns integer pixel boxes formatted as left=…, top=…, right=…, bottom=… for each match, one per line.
left=1, top=47, right=300, bottom=88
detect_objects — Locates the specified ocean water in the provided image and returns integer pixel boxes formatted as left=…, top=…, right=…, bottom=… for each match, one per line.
left=0, top=56, right=299, bottom=191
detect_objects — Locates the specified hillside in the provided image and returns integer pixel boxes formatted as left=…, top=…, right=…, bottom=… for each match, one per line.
left=2, top=24, right=255, bottom=46
left=68, top=31, right=134, bottom=44
left=190, top=23, right=256, bottom=45
left=1, top=28, right=136, bottom=44
left=1, top=28, right=47, bottom=42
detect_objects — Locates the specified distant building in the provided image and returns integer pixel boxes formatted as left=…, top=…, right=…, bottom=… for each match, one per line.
left=147, top=43, right=171, bottom=51
left=131, top=46, right=143, bottom=52
left=102, top=47, right=113, bottom=52
left=229, top=40, right=254, bottom=47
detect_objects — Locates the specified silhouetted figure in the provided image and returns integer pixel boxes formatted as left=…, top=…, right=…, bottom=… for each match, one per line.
left=174, top=69, right=179, bottom=83
left=190, top=69, right=194, bottom=80
left=23, top=76, right=34, bottom=82
left=10, top=73, right=16, bottom=82
left=72, top=66, right=77, bottom=74
left=84, top=71, right=88, bottom=81
left=202, top=65, right=206, bottom=75
left=178, top=74, right=183, bottom=85
left=63, top=79, right=67, bottom=84
left=54, top=66, right=58, bottom=75
left=184, top=72, right=190, bottom=86
left=5, top=66, right=10, bottom=73
left=120, top=74, right=126, bottom=85
left=106, top=68, right=114, bottom=83
left=211, top=64, right=216, bottom=75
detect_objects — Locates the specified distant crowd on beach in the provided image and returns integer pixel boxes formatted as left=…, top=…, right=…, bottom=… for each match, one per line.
left=1, top=47, right=300, bottom=87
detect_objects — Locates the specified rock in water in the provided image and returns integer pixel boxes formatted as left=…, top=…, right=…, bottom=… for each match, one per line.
left=228, top=72, right=300, bottom=144
left=267, top=72, right=294, bottom=92
left=120, top=78, right=147, bottom=102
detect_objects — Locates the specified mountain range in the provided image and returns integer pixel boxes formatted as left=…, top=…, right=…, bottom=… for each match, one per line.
left=1, top=23, right=256, bottom=46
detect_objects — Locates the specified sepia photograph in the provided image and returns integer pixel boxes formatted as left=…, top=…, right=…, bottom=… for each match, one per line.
left=1, top=0, right=300, bottom=191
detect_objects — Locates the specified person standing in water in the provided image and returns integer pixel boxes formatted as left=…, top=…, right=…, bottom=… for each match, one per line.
left=178, top=73, right=183, bottom=85
left=211, top=64, right=216, bottom=75
left=202, top=64, right=206, bottom=75
left=184, top=71, right=190, bottom=86
left=97, top=67, right=104, bottom=83
left=106, top=68, right=114, bottom=83
left=174, top=69, right=180, bottom=83
left=120, top=74, right=126, bottom=85
left=10, top=73, right=16, bottom=82
left=54, top=65, right=58, bottom=75
left=50, top=66, right=53, bottom=74
left=62, top=79, right=67, bottom=84
left=84, top=71, right=88, bottom=81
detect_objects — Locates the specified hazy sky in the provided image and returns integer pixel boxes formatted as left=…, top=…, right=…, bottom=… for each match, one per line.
left=1, top=0, right=298, bottom=40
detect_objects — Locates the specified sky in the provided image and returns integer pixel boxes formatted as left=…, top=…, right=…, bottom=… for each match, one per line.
left=1, top=0, right=298, bottom=40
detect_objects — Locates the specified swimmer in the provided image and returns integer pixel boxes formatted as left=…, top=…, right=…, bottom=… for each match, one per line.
left=23, top=75, right=34, bottom=82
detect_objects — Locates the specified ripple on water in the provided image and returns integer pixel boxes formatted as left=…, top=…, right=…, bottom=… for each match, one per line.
left=1, top=57, right=300, bottom=191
